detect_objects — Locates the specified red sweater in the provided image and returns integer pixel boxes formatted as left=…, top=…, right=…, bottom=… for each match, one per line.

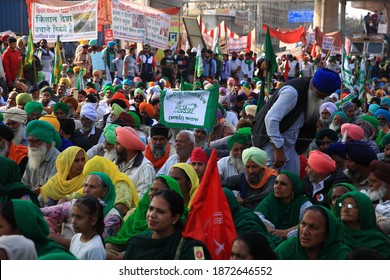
left=2, top=47, right=21, bottom=86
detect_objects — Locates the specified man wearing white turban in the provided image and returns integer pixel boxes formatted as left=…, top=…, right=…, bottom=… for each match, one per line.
left=319, top=102, right=338, bottom=127
left=4, top=107, right=28, bottom=146
left=221, top=147, right=278, bottom=210
left=71, top=103, right=103, bottom=151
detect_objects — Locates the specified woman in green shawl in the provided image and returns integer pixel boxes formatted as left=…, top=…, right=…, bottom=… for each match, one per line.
left=275, top=205, right=351, bottom=260
left=335, top=191, right=390, bottom=258
left=105, top=175, right=188, bottom=256
left=123, top=189, right=210, bottom=260
left=223, top=187, right=282, bottom=249
left=41, top=172, right=121, bottom=250
left=327, top=182, right=357, bottom=213
left=0, top=200, right=76, bottom=259
left=0, top=156, right=39, bottom=206
left=255, top=170, right=312, bottom=239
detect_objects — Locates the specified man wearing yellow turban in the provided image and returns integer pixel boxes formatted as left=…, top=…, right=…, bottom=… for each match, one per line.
left=222, top=147, right=278, bottom=210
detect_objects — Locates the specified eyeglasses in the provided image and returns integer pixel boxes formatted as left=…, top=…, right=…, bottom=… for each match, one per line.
left=338, top=202, right=358, bottom=209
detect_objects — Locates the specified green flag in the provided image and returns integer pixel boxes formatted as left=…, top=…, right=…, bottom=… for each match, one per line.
left=51, top=35, right=63, bottom=84
left=195, top=43, right=203, bottom=78
left=213, top=38, right=223, bottom=60
left=357, top=54, right=366, bottom=99
left=160, top=83, right=219, bottom=130
left=76, top=68, right=85, bottom=90
left=257, top=27, right=277, bottom=113
left=342, top=46, right=353, bottom=91
left=24, top=30, right=34, bottom=67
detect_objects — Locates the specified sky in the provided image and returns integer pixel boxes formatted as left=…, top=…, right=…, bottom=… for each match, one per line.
left=346, top=2, right=371, bottom=19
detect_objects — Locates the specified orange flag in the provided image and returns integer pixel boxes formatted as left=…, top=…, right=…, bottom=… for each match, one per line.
left=181, top=149, right=237, bottom=260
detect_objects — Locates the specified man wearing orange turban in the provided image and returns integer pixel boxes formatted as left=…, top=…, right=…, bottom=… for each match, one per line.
left=114, top=126, right=155, bottom=197
left=302, top=150, right=352, bottom=208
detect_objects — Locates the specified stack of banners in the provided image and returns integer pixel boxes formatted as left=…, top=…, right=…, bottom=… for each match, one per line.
left=111, top=0, right=170, bottom=49
left=160, top=84, right=219, bottom=130
left=306, top=27, right=342, bottom=56
left=198, top=17, right=255, bottom=54
left=31, top=0, right=98, bottom=42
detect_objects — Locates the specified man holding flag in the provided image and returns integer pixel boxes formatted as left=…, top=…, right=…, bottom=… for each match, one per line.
left=23, top=31, right=42, bottom=86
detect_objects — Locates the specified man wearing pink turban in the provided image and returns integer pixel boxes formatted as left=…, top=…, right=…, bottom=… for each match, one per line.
left=341, top=123, right=364, bottom=141
left=115, top=126, right=155, bottom=197
left=302, top=150, right=351, bottom=208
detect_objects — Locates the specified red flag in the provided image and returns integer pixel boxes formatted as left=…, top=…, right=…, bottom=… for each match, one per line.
left=181, top=149, right=237, bottom=260
left=263, top=24, right=305, bottom=44
left=311, top=41, right=317, bottom=58
left=283, top=59, right=290, bottom=81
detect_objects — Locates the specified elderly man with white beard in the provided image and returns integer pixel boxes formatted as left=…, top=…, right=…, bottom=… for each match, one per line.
left=21, top=120, right=60, bottom=189
left=3, top=107, right=28, bottom=146
left=319, top=102, right=337, bottom=127
left=218, top=130, right=251, bottom=180
left=252, top=68, right=342, bottom=174
left=366, top=160, right=390, bottom=235
left=328, top=112, right=347, bottom=135
left=86, top=124, right=118, bottom=162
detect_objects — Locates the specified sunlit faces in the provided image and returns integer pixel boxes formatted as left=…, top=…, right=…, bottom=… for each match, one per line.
left=148, top=178, right=169, bottom=200
left=0, top=214, right=18, bottom=237
left=299, top=210, right=328, bottom=250
left=190, top=161, right=206, bottom=180
left=339, top=196, right=360, bottom=229
left=273, top=174, right=294, bottom=203
left=68, top=150, right=86, bottom=179
left=330, top=185, right=350, bottom=207
left=83, top=174, right=108, bottom=199
left=146, top=195, right=180, bottom=236
left=230, top=239, right=253, bottom=260
left=245, top=159, right=262, bottom=185
left=71, top=204, right=97, bottom=234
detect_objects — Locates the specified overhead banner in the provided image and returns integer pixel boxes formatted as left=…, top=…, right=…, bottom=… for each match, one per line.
left=111, top=0, right=170, bottom=49
left=144, top=9, right=171, bottom=49
left=160, top=85, right=219, bottom=130
left=31, top=0, right=97, bottom=42
left=111, top=0, right=145, bottom=43
left=235, top=10, right=249, bottom=26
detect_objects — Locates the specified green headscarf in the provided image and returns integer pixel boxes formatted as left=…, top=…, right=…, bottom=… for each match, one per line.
left=53, top=102, right=70, bottom=115
left=24, top=101, right=43, bottom=115
left=39, top=86, right=55, bottom=99
left=223, top=188, right=282, bottom=249
left=0, top=156, right=39, bottom=206
left=275, top=205, right=351, bottom=259
left=335, top=191, right=390, bottom=258
left=127, top=111, right=140, bottom=129
left=105, top=175, right=188, bottom=247
left=11, top=199, right=77, bottom=259
left=227, top=131, right=251, bottom=150
left=255, top=170, right=310, bottom=230
left=88, top=172, right=116, bottom=216
left=327, top=182, right=357, bottom=212
left=181, top=82, right=193, bottom=91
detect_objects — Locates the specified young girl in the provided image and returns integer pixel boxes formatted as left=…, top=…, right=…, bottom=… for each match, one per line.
left=69, top=196, right=106, bottom=260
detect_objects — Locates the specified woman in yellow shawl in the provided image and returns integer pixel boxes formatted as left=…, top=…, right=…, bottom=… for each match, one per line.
left=169, top=163, right=199, bottom=208
left=65, top=156, right=139, bottom=217
left=39, top=146, right=87, bottom=207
